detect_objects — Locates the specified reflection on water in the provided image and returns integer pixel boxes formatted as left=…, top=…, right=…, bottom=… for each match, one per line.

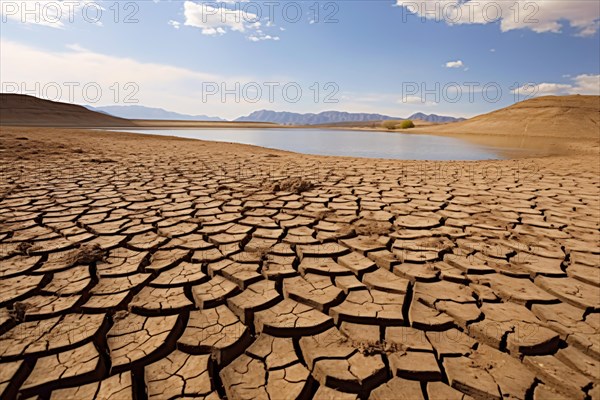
left=110, top=128, right=550, bottom=161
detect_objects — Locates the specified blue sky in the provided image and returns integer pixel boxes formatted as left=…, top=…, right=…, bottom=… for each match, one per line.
left=1, top=0, right=599, bottom=119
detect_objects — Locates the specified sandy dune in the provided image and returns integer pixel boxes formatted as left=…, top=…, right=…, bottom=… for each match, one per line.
left=0, top=124, right=598, bottom=399
left=413, top=95, right=600, bottom=138
left=1, top=94, right=134, bottom=127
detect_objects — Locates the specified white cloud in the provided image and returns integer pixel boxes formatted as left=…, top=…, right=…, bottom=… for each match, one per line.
left=183, top=1, right=248, bottom=35
left=178, top=0, right=278, bottom=40
left=511, top=74, right=600, bottom=96
left=168, top=20, right=181, bottom=29
left=445, top=60, right=464, bottom=68
left=0, top=0, right=102, bottom=29
left=248, top=34, right=279, bottom=42
left=396, top=0, right=600, bottom=37
left=398, top=96, right=438, bottom=106
left=572, top=74, right=600, bottom=93
left=65, top=43, right=89, bottom=52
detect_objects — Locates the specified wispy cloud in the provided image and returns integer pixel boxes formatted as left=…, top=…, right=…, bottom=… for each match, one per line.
left=398, top=95, right=438, bottom=106
left=1, top=39, right=218, bottom=110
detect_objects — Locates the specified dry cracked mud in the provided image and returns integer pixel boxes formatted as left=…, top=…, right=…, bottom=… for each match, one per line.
left=0, top=127, right=599, bottom=399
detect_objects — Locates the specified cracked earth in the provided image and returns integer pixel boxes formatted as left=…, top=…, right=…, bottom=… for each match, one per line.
left=0, top=127, right=599, bottom=399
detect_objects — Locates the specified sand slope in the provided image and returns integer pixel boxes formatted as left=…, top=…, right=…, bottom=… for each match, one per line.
left=0, top=94, right=134, bottom=127
left=413, top=95, right=600, bottom=138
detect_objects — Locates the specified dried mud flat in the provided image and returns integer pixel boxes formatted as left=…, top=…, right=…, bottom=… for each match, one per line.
left=0, top=127, right=599, bottom=400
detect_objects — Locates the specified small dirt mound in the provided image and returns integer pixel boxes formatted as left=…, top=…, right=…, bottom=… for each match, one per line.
left=69, top=243, right=106, bottom=265
left=9, top=302, right=32, bottom=322
left=264, top=177, right=314, bottom=193
left=16, top=241, right=34, bottom=255
left=113, top=310, right=129, bottom=322
left=356, top=341, right=403, bottom=356
left=353, top=220, right=392, bottom=237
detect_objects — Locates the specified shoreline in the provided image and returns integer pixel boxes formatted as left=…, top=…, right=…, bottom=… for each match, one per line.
left=2, top=125, right=598, bottom=191
left=102, top=126, right=562, bottom=161
left=3, top=123, right=595, bottom=161
left=1, top=125, right=598, bottom=187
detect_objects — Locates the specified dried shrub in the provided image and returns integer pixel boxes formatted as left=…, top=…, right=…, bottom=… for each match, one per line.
left=382, top=120, right=403, bottom=130
left=16, top=241, right=34, bottom=255
left=10, top=302, right=32, bottom=322
left=69, top=243, right=106, bottom=265
left=399, top=120, right=415, bottom=129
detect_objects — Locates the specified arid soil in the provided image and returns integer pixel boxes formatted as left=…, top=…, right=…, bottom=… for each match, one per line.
left=0, top=126, right=599, bottom=400
left=410, top=95, right=600, bottom=139
left=0, top=94, right=133, bottom=128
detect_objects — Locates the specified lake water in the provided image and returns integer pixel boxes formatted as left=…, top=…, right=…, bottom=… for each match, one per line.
left=112, top=128, right=527, bottom=161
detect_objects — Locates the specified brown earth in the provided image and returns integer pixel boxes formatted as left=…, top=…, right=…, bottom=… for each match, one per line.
left=0, top=125, right=598, bottom=399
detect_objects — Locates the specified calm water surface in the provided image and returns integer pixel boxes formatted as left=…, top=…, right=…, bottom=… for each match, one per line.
left=113, top=128, right=532, bottom=161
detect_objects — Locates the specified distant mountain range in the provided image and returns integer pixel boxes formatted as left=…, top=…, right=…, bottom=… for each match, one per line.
left=84, top=105, right=464, bottom=125
left=235, top=110, right=402, bottom=125
left=85, top=105, right=225, bottom=121
left=235, top=110, right=464, bottom=125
